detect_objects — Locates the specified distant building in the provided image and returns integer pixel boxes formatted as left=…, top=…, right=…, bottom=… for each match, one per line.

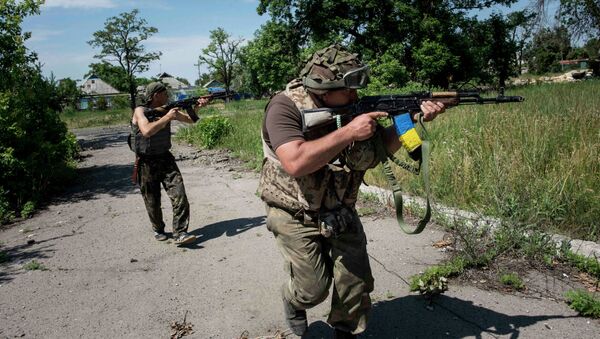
left=157, top=72, right=188, bottom=90
left=202, top=79, right=224, bottom=89
left=559, top=59, right=591, bottom=71
left=78, top=75, right=125, bottom=110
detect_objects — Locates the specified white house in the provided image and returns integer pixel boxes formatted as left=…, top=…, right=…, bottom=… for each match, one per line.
left=78, top=75, right=125, bottom=110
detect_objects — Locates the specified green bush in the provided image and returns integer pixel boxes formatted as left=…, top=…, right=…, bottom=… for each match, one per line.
left=565, top=290, right=600, bottom=318
left=499, top=272, right=525, bottom=290
left=196, top=116, right=232, bottom=149
left=20, top=201, right=35, bottom=219
left=111, top=95, right=131, bottom=109
left=0, top=0, right=79, bottom=223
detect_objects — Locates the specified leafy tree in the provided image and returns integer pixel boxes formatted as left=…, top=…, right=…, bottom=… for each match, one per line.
left=534, top=1, right=599, bottom=40
left=197, top=28, right=243, bottom=93
left=506, top=10, right=538, bottom=73
left=525, top=26, right=571, bottom=74
left=194, top=72, right=213, bottom=87
left=482, top=14, right=521, bottom=87
left=88, top=9, right=161, bottom=109
left=412, top=40, right=460, bottom=88
left=56, top=78, right=81, bottom=108
left=239, top=21, right=302, bottom=97
left=559, top=0, right=600, bottom=39
left=85, top=61, right=129, bottom=92
left=0, top=0, right=78, bottom=222
left=583, top=38, right=600, bottom=59
left=256, top=0, right=521, bottom=88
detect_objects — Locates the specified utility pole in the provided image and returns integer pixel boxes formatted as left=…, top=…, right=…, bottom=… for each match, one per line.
left=194, top=59, right=202, bottom=86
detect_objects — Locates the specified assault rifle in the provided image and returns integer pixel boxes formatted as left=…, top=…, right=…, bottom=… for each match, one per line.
left=144, top=91, right=234, bottom=122
left=300, top=89, right=524, bottom=235
left=301, top=88, right=524, bottom=132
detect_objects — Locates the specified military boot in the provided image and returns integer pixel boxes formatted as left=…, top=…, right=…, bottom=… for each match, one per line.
left=281, top=287, right=307, bottom=336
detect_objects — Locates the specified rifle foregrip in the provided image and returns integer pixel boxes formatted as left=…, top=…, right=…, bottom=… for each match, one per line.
left=498, top=96, right=525, bottom=102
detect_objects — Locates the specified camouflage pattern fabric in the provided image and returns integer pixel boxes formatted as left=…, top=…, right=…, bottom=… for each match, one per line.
left=259, top=78, right=382, bottom=334
left=138, top=152, right=190, bottom=236
left=258, top=79, right=378, bottom=212
left=267, top=206, right=374, bottom=334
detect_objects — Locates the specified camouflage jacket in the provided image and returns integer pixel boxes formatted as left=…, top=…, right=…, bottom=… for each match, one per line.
left=258, top=79, right=380, bottom=214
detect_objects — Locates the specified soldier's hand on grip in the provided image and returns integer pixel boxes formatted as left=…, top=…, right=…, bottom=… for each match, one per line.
left=346, top=111, right=388, bottom=141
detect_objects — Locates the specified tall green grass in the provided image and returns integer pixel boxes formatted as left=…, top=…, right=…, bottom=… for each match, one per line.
left=366, top=80, right=600, bottom=240
left=60, top=107, right=132, bottom=129
left=178, top=82, right=600, bottom=240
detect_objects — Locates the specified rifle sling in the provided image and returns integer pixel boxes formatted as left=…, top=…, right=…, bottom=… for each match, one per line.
left=375, top=118, right=431, bottom=234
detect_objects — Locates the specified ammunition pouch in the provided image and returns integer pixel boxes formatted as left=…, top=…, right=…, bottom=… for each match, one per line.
left=318, top=206, right=357, bottom=238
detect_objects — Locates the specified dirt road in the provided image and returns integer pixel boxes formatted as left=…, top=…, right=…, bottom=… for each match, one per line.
left=1, top=125, right=599, bottom=338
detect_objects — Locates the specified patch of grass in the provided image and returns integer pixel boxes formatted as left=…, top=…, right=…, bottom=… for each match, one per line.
left=410, top=257, right=467, bottom=296
left=565, top=290, right=600, bottom=318
left=60, top=108, right=132, bottom=129
left=499, top=272, right=525, bottom=290
left=357, top=207, right=376, bottom=217
left=559, top=244, right=600, bottom=279
left=23, top=260, right=47, bottom=271
left=358, top=191, right=379, bottom=204
left=385, top=290, right=395, bottom=299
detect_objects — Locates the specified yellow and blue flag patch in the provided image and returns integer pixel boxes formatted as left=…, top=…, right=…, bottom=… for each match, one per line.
left=393, top=113, right=422, bottom=153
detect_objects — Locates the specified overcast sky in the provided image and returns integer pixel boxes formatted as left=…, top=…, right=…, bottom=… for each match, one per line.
left=23, top=0, right=539, bottom=84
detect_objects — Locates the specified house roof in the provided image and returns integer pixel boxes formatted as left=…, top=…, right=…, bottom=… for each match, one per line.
left=203, top=79, right=224, bottom=88
left=157, top=72, right=187, bottom=89
left=157, top=72, right=174, bottom=79
left=80, top=76, right=120, bottom=95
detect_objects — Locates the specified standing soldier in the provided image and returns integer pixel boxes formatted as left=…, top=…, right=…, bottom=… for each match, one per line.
left=258, top=45, right=445, bottom=338
left=131, top=82, right=208, bottom=245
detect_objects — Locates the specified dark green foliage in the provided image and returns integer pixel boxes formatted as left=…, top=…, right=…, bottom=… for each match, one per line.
left=0, top=0, right=79, bottom=223
left=197, top=28, right=242, bottom=94
left=409, top=257, right=467, bottom=296
left=499, top=272, right=525, bottom=290
left=88, top=9, right=161, bottom=109
left=55, top=78, right=81, bottom=109
left=195, top=116, right=233, bottom=149
left=559, top=243, right=600, bottom=279
left=525, top=27, right=571, bottom=74
left=239, top=21, right=302, bottom=97
left=565, top=290, right=600, bottom=318
left=251, top=0, right=526, bottom=91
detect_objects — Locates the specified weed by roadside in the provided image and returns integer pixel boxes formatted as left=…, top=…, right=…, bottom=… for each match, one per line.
left=499, top=272, right=525, bottom=290
left=23, top=260, right=47, bottom=271
left=565, top=290, right=600, bottom=318
left=410, top=216, right=600, bottom=318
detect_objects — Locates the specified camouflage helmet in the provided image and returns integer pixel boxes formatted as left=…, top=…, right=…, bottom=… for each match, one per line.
left=300, top=44, right=369, bottom=94
left=144, top=82, right=167, bottom=103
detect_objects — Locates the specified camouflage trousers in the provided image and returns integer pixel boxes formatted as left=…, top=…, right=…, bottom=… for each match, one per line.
left=266, top=206, right=374, bottom=334
left=138, top=152, right=190, bottom=236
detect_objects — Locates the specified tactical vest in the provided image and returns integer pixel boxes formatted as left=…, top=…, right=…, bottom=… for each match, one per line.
left=131, top=106, right=172, bottom=155
left=258, top=79, right=379, bottom=214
